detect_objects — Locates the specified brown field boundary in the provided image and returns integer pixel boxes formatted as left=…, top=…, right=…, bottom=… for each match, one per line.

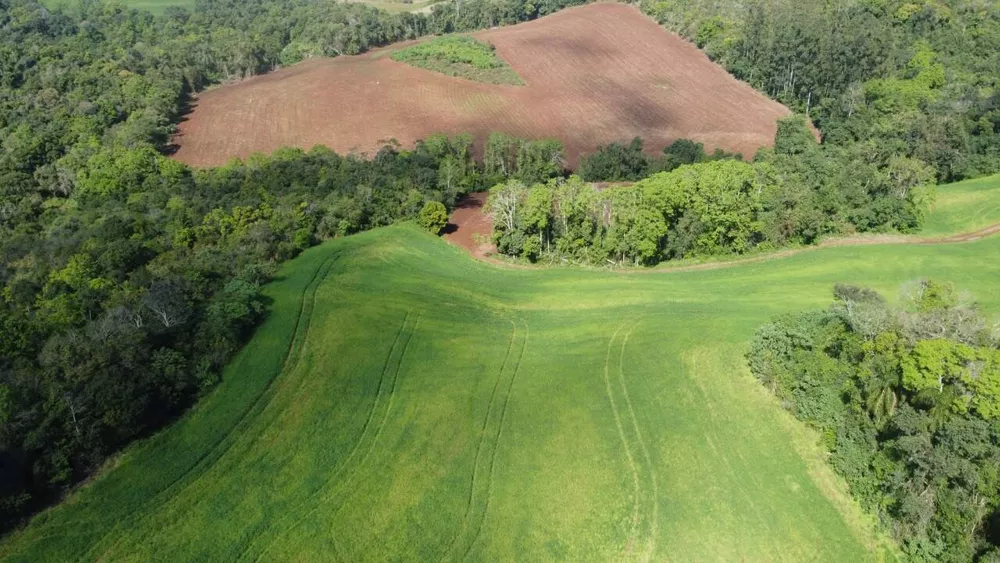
left=172, top=4, right=793, bottom=168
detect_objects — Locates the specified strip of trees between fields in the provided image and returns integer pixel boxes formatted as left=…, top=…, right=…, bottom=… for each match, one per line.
left=487, top=118, right=933, bottom=265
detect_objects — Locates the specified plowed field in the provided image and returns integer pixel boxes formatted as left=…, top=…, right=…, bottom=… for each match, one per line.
left=172, top=3, right=793, bottom=168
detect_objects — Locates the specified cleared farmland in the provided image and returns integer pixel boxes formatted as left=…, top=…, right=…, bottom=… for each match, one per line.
left=4, top=177, right=1000, bottom=561
left=171, top=3, right=793, bottom=168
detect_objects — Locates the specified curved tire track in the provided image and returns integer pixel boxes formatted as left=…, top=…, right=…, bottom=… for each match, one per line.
left=617, top=322, right=659, bottom=562
left=441, top=319, right=518, bottom=561
left=603, top=320, right=659, bottom=562
left=79, top=251, right=339, bottom=562
left=454, top=319, right=528, bottom=562
left=241, top=312, right=415, bottom=562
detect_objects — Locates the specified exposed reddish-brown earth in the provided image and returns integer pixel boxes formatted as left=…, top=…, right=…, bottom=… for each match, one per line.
left=172, top=3, right=794, bottom=168
left=442, top=191, right=495, bottom=258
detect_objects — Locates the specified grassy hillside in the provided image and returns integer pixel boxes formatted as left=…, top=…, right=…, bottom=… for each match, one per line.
left=922, top=173, right=1000, bottom=236
left=3, top=178, right=1000, bottom=561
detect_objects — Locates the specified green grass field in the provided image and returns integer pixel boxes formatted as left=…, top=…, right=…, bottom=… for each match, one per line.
left=2, top=176, right=999, bottom=561
left=922, top=173, right=1000, bottom=235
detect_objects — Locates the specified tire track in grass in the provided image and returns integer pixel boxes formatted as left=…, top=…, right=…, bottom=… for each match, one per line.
left=460, top=319, right=528, bottom=561
left=440, top=319, right=518, bottom=562
left=321, top=314, right=423, bottom=523
left=602, top=321, right=642, bottom=560
left=240, top=312, right=414, bottom=563
left=617, top=322, right=660, bottom=562
left=79, top=251, right=339, bottom=562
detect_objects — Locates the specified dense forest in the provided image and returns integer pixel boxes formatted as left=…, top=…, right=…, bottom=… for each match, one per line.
left=488, top=117, right=932, bottom=265
left=748, top=281, right=1000, bottom=561
left=642, top=0, right=1000, bottom=183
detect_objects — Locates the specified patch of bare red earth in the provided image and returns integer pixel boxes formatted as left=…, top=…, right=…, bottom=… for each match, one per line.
left=171, top=3, right=794, bottom=168
left=442, top=192, right=495, bottom=258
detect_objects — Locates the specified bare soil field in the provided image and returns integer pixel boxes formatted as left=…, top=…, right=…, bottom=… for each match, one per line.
left=442, top=191, right=495, bottom=258
left=172, top=3, right=793, bottom=168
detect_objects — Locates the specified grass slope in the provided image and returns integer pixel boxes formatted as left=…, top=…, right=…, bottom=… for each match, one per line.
left=4, top=179, right=1000, bottom=561
left=922, top=172, right=1000, bottom=235
left=392, top=35, right=524, bottom=85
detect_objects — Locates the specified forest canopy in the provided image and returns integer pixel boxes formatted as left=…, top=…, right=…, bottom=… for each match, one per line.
left=747, top=281, right=1000, bottom=561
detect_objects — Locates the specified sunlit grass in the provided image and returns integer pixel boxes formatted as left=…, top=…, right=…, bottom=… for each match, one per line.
left=3, top=178, right=998, bottom=561
left=922, top=173, right=1000, bottom=236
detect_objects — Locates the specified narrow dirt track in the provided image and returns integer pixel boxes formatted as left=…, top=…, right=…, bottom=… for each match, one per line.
left=172, top=4, right=792, bottom=168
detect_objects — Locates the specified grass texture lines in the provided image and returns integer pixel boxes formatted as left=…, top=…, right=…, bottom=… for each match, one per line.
left=603, top=321, right=659, bottom=562
left=243, top=311, right=418, bottom=562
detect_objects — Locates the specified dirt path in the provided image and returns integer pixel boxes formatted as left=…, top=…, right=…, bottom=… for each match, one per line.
left=442, top=192, right=496, bottom=259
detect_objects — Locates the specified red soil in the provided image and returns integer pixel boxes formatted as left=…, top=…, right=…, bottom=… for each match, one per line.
left=171, top=3, right=794, bottom=168
left=442, top=192, right=495, bottom=258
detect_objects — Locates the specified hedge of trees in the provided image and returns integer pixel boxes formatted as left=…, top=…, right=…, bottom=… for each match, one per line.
left=747, top=281, right=1000, bottom=561
left=488, top=117, right=933, bottom=265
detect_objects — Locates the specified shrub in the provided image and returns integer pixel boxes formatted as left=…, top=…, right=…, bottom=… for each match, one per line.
left=418, top=201, right=449, bottom=234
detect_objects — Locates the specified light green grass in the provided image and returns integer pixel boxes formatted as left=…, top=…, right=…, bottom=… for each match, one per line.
left=40, top=0, right=193, bottom=14
left=922, top=173, right=1000, bottom=235
left=392, top=35, right=524, bottom=85
left=4, top=181, right=1000, bottom=561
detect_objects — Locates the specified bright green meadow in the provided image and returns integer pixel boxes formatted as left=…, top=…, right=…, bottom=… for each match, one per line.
left=2, top=177, right=999, bottom=561
left=922, top=173, right=1000, bottom=236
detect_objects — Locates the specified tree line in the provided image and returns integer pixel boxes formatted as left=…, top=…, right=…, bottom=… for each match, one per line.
left=487, top=117, right=933, bottom=265
left=748, top=281, right=1000, bottom=562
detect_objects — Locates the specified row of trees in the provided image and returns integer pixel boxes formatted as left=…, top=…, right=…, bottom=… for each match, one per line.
left=747, top=281, right=1000, bottom=561
left=578, top=137, right=742, bottom=182
left=488, top=117, right=933, bottom=265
